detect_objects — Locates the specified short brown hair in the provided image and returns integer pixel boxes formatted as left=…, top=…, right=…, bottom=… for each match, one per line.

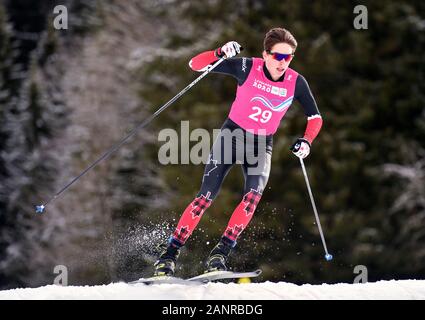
left=263, top=28, right=297, bottom=53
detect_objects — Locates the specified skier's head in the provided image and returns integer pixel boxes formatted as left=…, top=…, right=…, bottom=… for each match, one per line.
left=262, top=27, right=297, bottom=80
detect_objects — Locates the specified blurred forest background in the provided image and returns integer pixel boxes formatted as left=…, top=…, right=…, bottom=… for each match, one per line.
left=0, top=0, right=424, bottom=290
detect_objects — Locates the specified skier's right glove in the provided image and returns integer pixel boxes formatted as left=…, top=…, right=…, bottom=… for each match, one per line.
left=215, top=41, right=242, bottom=59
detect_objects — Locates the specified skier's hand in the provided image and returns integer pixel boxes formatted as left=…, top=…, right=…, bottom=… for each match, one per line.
left=216, top=41, right=242, bottom=59
left=290, top=138, right=311, bottom=159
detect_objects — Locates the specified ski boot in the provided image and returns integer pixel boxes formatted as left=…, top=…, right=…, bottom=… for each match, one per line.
left=153, top=242, right=181, bottom=277
left=205, top=237, right=234, bottom=273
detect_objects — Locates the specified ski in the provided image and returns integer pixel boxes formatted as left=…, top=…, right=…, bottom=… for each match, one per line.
left=130, top=269, right=262, bottom=285
left=188, top=269, right=262, bottom=283
left=129, top=275, right=192, bottom=285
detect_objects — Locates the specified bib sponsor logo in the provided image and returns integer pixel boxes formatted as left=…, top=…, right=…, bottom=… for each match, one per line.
left=253, top=80, right=287, bottom=97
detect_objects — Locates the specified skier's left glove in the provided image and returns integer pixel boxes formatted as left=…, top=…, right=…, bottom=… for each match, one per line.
left=290, top=138, right=311, bottom=159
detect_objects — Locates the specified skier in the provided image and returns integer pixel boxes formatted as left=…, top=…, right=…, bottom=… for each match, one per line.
left=154, top=27, right=323, bottom=276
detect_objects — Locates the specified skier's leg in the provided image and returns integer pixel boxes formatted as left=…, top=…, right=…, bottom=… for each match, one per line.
left=205, top=172, right=270, bottom=272
left=219, top=138, right=272, bottom=246
left=206, top=135, right=272, bottom=272
left=155, top=161, right=232, bottom=276
left=222, top=151, right=271, bottom=244
left=155, top=131, right=235, bottom=276
left=170, top=157, right=233, bottom=246
left=170, top=127, right=236, bottom=247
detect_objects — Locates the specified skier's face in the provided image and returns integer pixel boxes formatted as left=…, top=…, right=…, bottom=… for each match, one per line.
left=263, top=42, right=294, bottom=80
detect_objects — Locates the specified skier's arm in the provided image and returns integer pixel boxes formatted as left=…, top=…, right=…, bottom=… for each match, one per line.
left=188, top=50, right=219, bottom=71
left=189, top=42, right=252, bottom=86
left=295, top=75, right=323, bottom=145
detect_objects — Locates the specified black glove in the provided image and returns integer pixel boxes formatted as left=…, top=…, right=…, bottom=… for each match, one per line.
left=290, top=138, right=311, bottom=159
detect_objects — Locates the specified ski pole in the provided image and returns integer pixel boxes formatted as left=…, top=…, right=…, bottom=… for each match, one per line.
left=298, top=157, right=333, bottom=261
left=35, top=57, right=227, bottom=214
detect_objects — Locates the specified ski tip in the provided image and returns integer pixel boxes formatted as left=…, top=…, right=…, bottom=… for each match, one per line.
left=254, top=269, right=262, bottom=276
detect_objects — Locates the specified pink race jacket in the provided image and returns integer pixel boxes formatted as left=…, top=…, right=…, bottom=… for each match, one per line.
left=228, top=57, right=298, bottom=135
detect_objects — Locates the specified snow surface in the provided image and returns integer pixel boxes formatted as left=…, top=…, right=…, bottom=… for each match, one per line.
left=1, top=280, right=425, bottom=300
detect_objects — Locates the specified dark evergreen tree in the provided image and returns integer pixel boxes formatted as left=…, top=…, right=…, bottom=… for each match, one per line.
left=0, top=2, right=68, bottom=288
left=0, top=1, right=23, bottom=287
